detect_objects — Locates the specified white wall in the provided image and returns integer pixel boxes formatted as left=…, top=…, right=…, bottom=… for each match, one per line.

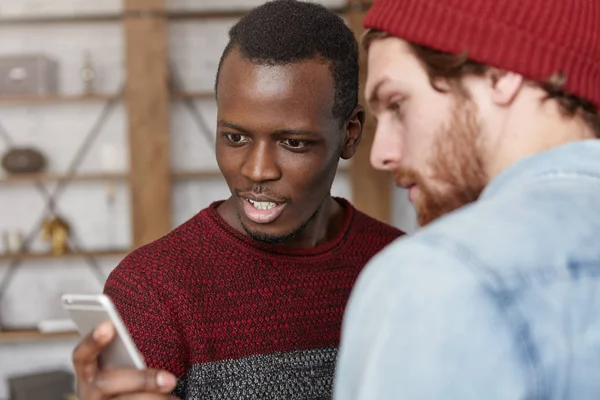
left=0, top=0, right=415, bottom=398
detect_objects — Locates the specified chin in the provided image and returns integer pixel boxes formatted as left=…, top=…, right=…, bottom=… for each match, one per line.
left=243, top=224, right=301, bottom=244
left=239, top=209, right=316, bottom=245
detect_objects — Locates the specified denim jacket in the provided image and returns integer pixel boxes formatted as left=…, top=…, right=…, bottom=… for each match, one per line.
left=334, top=140, right=600, bottom=400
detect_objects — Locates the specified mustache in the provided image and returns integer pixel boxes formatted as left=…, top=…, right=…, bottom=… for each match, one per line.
left=392, top=167, right=422, bottom=186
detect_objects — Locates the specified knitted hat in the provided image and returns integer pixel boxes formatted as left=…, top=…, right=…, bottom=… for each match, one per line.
left=363, top=0, right=600, bottom=109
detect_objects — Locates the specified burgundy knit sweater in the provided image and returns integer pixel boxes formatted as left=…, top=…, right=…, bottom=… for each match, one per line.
left=104, top=198, right=403, bottom=399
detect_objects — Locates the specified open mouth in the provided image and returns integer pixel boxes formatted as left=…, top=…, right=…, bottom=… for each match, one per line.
left=247, top=199, right=279, bottom=210
left=241, top=197, right=287, bottom=224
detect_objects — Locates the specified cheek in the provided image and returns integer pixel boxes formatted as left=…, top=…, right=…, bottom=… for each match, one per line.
left=215, top=144, right=233, bottom=175
left=280, top=152, right=338, bottom=204
left=215, top=145, right=247, bottom=188
left=401, top=119, right=437, bottom=169
left=280, top=150, right=336, bottom=186
left=403, top=97, right=453, bottom=166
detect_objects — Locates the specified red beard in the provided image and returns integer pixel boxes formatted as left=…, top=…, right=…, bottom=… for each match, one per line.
left=393, top=98, right=487, bottom=226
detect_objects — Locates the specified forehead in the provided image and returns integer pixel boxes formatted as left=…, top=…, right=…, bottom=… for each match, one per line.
left=217, top=50, right=336, bottom=127
left=365, top=37, right=425, bottom=99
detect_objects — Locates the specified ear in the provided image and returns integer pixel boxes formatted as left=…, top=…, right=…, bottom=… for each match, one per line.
left=489, top=69, right=524, bottom=106
left=341, top=105, right=365, bottom=160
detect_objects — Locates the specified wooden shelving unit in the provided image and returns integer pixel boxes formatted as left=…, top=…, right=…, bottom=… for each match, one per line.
left=0, top=6, right=349, bottom=25
left=0, top=249, right=130, bottom=262
left=171, top=91, right=214, bottom=101
left=0, top=12, right=247, bottom=26
left=0, top=91, right=214, bottom=106
left=345, top=0, right=390, bottom=223
left=0, top=170, right=234, bottom=185
left=0, top=93, right=119, bottom=106
left=0, top=329, right=78, bottom=344
left=166, top=8, right=347, bottom=20
left=0, top=172, right=127, bottom=185
left=0, top=13, right=124, bottom=25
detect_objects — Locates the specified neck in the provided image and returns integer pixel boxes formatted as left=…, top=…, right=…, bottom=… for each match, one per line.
left=486, top=96, right=595, bottom=180
left=281, top=196, right=345, bottom=248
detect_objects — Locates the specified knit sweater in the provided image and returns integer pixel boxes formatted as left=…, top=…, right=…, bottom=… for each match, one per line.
left=104, top=198, right=403, bottom=399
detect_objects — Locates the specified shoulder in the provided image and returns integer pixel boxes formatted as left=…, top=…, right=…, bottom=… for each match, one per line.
left=107, top=206, right=216, bottom=284
left=353, top=169, right=600, bottom=304
left=399, top=175, right=600, bottom=286
left=338, top=232, right=530, bottom=399
left=346, top=199, right=510, bottom=318
left=352, top=232, right=485, bottom=308
left=340, top=197, right=405, bottom=241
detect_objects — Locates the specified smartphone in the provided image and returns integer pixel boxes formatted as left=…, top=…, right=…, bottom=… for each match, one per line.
left=61, top=293, right=146, bottom=370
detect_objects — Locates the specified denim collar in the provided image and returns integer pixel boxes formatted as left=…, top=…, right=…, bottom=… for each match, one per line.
left=481, top=139, right=600, bottom=199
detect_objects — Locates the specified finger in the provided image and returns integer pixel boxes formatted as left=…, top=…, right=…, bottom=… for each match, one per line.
left=93, top=368, right=177, bottom=395
left=72, top=321, right=116, bottom=380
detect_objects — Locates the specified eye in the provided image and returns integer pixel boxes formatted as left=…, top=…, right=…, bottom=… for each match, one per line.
left=281, top=139, right=308, bottom=149
left=388, top=100, right=403, bottom=114
left=222, top=133, right=248, bottom=144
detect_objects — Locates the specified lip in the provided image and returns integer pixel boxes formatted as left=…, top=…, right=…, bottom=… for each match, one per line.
left=238, top=194, right=287, bottom=224
left=394, top=177, right=415, bottom=190
left=408, top=185, right=418, bottom=202
left=239, top=193, right=285, bottom=203
left=392, top=173, right=418, bottom=202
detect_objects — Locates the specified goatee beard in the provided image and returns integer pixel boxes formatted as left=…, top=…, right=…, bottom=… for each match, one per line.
left=236, top=203, right=321, bottom=244
left=393, top=98, right=487, bottom=226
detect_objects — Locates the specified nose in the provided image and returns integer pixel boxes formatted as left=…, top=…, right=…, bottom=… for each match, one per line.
left=241, top=141, right=282, bottom=183
left=370, top=119, right=402, bottom=171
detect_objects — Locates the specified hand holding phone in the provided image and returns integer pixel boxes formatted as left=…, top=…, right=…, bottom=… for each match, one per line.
left=62, top=294, right=146, bottom=370
left=63, top=294, right=179, bottom=400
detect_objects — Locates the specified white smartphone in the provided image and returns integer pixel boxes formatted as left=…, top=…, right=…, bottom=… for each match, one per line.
left=61, top=293, right=146, bottom=370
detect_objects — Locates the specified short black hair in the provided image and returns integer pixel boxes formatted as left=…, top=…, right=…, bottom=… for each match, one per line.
left=214, top=0, right=359, bottom=123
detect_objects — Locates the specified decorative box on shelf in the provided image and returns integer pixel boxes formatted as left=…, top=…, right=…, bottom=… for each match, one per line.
left=0, top=54, right=59, bottom=96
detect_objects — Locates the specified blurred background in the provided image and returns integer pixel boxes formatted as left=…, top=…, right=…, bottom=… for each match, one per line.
left=0, top=0, right=416, bottom=398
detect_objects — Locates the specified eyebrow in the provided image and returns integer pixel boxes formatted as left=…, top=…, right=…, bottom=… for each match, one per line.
left=367, top=79, right=389, bottom=107
left=218, top=120, right=320, bottom=137
left=218, top=120, right=251, bottom=134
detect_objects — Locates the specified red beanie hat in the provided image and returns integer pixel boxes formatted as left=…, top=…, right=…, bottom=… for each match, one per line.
left=363, top=0, right=600, bottom=110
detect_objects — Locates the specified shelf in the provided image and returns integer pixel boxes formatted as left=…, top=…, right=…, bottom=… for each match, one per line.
left=0, top=13, right=123, bottom=25
left=172, top=91, right=214, bottom=101
left=0, top=249, right=130, bottom=262
left=167, top=10, right=255, bottom=21
left=0, top=93, right=119, bottom=106
left=0, top=92, right=212, bottom=106
left=0, top=167, right=347, bottom=185
left=0, top=11, right=251, bottom=25
left=166, top=8, right=346, bottom=20
left=0, top=172, right=127, bottom=185
left=0, top=7, right=350, bottom=25
left=0, top=329, right=79, bottom=343
left=0, top=170, right=225, bottom=184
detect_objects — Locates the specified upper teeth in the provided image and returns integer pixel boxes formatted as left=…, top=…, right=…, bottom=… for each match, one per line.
left=248, top=199, right=277, bottom=210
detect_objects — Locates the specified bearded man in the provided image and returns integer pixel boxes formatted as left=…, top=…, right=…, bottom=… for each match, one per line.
left=334, top=0, right=600, bottom=398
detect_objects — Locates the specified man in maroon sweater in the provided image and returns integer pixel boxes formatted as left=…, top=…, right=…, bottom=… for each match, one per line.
left=71, top=1, right=404, bottom=399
